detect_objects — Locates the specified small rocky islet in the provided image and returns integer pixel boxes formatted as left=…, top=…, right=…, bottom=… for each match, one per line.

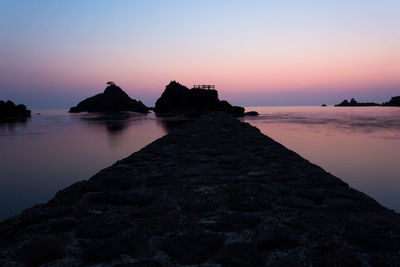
left=154, top=81, right=245, bottom=117
left=0, top=100, right=31, bottom=121
left=1, top=111, right=400, bottom=266
left=69, top=82, right=150, bottom=113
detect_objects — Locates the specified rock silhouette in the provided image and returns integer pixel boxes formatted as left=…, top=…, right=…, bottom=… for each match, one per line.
left=0, top=100, right=31, bottom=120
left=334, top=96, right=400, bottom=107
left=69, top=83, right=149, bottom=113
left=154, top=81, right=244, bottom=117
left=244, top=111, right=259, bottom=116
left=77, top=112, right=143, bottom=135
left=382, top=96, right=400, bottom=107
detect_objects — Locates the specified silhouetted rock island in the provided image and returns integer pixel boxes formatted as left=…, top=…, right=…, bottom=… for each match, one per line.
left=154, top=81, right=245, bottom=117
left=1, top=112, right=400, bottom=266
left=383, top=96, right=400, bottom=106
left=335, top=96, right=400, bottom=107
left=69, top=82, right=149, bottom=113
left=335, top=98, right=380, bottom=107
left=0, top=100, right=31, bottom=120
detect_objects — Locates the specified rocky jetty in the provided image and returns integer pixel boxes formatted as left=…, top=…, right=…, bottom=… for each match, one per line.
left=69, top=82, right=149, bottom=113
left=1, top=112, right=400, bottom=266
left=0, top=100, right=31, bottom=120
left=154, top=81, right=244, bottom=117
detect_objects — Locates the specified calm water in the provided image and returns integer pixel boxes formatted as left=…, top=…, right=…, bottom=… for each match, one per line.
left=0, top=111, right=167, bottom=221
left=0, top=107, right=399, bottom=221
left=244, top=106, right=400, bottom=213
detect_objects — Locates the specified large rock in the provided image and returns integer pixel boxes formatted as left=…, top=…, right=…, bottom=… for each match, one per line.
left=0, top=100, right=31, bottom=119
left=154, top=81, right=244, bottom=117
left=69, top=82, right=149, bottom=113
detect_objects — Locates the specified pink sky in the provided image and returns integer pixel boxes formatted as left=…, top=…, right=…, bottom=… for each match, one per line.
left=1, top=1, right=399, bottom=108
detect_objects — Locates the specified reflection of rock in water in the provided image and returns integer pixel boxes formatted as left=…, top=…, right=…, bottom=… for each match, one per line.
left=0, top=100, right=31, bottom=132
left=0, top=116, right=30, bottom=132
left=156, top=113, right=199, bottom=133
left=157, top=119, right=191, bottom=133
left=77, top=112, right=145, bottom=135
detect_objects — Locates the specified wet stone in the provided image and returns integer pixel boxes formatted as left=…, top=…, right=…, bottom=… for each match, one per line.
left=84, top=191, right=153, bottom=206
left=257, top=228, right=303, bottom=251
left=84, top=179, right=135, bottom=192
left=113, top=261, right=163, bottom=267
left=75, top=220, right=121, bottom=239
left=344, top=228, right=400, bottom=252
left=51, top=180, right=88, bottom=204
left=80, top=239, right=126, bottom=264
left=227, top=189, right=271, bottom=212
left=13, top=237, right=65, bottom=265
left=280, top=196, right=317, bottom=209
left=161, top=233, right=224, bottom=265
left=248, top=171, right=268, bottom=177
left=79, top=233, right=150, bottom=264
left=146, top=175, right=176, bottom=188
left=204, top=213, right=261, bottom=232
left=49, top=217, right=77, bottom=233
left=179, top=199, right=217, bottom=214
left=309, top=241, right=362, bottom=267
left=217, top=242, right=264, bottom=267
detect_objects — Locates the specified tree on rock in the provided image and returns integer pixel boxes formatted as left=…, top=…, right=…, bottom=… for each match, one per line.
left=107, top=81, right=116, bottom=86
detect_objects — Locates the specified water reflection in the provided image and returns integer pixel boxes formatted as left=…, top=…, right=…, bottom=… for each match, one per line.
left=73, top=112, right=149, bottom=135
left=0, top=110, right=167, bottom=221
left=156, top=116, right=192, bottom=132
left=245, top=106, right=400, bottom=212
left=0, top=117, right=30, bottom=134
left=244, top=107, right=400, bottom=137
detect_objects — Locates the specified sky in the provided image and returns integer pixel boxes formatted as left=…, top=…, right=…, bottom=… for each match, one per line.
left=1, top=0, right=399, bottom=108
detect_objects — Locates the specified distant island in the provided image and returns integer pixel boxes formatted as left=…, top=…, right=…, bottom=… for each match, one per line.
left=154, top=81, right=245, bottom=117
left=69, top=82, right=149, bottom=113
left=0, top=100, right=31, bottom=120
left=382, top=96, right=400, bottom=106
left=335, top=96, right=400, bottom=107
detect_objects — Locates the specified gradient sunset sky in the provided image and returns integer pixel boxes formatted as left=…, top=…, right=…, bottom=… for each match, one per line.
left=1, top=0, right=399, bottom=108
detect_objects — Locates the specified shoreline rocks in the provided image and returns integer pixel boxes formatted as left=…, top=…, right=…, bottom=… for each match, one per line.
left=69, top=82, right=149, bottom=113
left=1, top=112, right=399, bottom=266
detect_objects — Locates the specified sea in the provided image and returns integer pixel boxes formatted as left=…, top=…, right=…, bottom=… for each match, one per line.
left=1, top=106, right=399, bottom=221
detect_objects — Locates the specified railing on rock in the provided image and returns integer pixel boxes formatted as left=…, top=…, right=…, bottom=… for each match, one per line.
left=193, top=85, right=215, bottom=90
